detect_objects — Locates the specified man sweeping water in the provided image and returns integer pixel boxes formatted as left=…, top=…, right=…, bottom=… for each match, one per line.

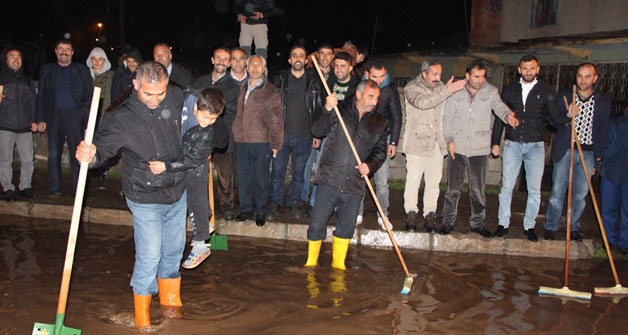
left=304, top=79, right=387, bottom=270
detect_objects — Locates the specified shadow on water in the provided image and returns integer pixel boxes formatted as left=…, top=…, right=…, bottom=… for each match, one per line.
left=1, top=215, right=628, bottom=334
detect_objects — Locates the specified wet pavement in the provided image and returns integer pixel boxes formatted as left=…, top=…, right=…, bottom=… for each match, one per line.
left=2, top=216, right=628, bottom=334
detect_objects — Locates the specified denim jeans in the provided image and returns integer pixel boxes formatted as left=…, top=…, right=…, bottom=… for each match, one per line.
left=544, top=150, right=594, bottom=232
left=235, top=142, right=272, bottom=215
left=301, top=147, right=317, bottom=202
left=442, top=154, right=487, bottom=229
left=601, top=178, right=628, bottom=248
left=309, top=138, right=327, bottom=207
left=498, top=140, right=545, bottom=230
left=358, top=153, right=390, bottom=217
left=125, top=191, right=187, bottom=295
left=270, top=133, right=311, bottom=206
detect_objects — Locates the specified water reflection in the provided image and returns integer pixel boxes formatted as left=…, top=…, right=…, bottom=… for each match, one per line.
left=2, top=216, right=628, bottom=334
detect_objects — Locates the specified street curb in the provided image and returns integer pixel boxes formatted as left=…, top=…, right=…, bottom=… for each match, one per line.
left=0, top=200, right=596, bottom=259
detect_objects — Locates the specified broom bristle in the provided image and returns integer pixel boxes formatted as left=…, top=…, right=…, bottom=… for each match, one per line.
left=594, top=284, right=628, bottom=295
left=400, top=276, right=413, bottom=295
left=538, top=286, right=592, bottom=300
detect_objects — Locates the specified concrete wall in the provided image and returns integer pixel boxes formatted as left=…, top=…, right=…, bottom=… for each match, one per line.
left=500, top=0, right=628, bottom=43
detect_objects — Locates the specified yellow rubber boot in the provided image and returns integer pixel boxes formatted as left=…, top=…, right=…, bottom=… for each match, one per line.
left=133, top=294, right=151, bottom=328
left=331, top=236, right=350, bottom=270
left=304, top=240, right=323, bottom=267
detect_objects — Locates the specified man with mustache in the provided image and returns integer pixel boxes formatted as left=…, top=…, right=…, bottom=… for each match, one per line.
left=267, top=45, right=324, bottom=220
left=193, top=47, right=242, bottom=220
left=304, top=79, right=387, bottom=270
left=35, top=39, right=93, bottom=197
left=401, top=59, right=465, bottom=233
left=491, top=55, right=578, bottom=242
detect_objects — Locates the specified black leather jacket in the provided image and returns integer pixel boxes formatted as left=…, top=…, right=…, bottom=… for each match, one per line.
left=312, top=96, right=388, bottom=195
left=165, top=118, right=229, bottom=173
left=374, top=83, right=402, bottom=146
left=492, top=80, right=569, bottom=145
left=0, top=66, right=36, bottom=132
left=272, top=69, right=324, bottom=134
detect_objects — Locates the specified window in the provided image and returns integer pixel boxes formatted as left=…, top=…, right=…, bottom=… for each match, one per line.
left=532, top=0, right=558, bottom=27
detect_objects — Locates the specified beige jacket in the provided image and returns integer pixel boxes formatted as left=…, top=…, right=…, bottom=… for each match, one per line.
left=401, top=75, right=451, bottom=157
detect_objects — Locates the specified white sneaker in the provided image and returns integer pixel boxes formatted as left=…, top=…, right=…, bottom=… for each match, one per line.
left=378, top=216, right=390, bottom=230
left=356, top=214, right=363, bottom=225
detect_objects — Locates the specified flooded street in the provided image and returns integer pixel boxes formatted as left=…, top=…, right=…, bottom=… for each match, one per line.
left=2, top=215, right=628, bottom=335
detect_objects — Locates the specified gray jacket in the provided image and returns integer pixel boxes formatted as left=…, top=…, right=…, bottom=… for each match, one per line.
left=443, top=82, right=511, bottom=157
left=401, top=76, right=450, bottom=157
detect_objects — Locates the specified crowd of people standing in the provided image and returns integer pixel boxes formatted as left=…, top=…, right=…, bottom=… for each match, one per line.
left=1, top=21, right=626, bottom=329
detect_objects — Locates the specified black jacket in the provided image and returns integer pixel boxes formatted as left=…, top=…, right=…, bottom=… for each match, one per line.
left=234, top=0, right=276, bottom=24
left=166, top=118, right=229, bottom=172
left=312, top=96, right=388, bottom=195
left=35, top=62, right=93, bottom=124
left=193, top=73, right=241, bottom=152
left=92, top=86, right=186, bottom=204
left=271, top=69, right=324, bottom=134
left=169, top=62, right=194, bottom=92
left=492, top=80, right=569, bottom=145
left=0, top=64, right=36, bottom=132
left=374, top=83, right=402, bottom=146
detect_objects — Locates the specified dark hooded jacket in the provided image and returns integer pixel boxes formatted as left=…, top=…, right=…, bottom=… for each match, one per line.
left=0, top=49, right=37, bottom=132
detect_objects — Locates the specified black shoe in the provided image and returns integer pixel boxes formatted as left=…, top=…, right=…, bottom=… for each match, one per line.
left=97, top=175, right=107, bottom=190
left=4, top=190, right=16, bottom=202
left=423, top=211, right=437, bottom=234
left=544, top=230, right=556, bottom=240
left=289, top=201, right=302, bottom=220
left=255, top=214, right=266, bottom=226
left=223, top=208, right=235, bottom=221
left=303, top=206, right=313, bottom=219
left=405, top=211, right=417, bottom=232
left=48, top=190, right=61, bottom=198
left=439, top=225, right=453, bottom=235
left=266, top=202, right=278, bottom=221
left=570, top=231, right=583, bottom=242
left=471, top=227, right=493, bottom=238
left=526, top=229, right=538, bottom=242
left=493, top=225, right=508, bottom=237
left=235, top=212, right=253, bottom=222
left=18, top=188, right=34, bottom=198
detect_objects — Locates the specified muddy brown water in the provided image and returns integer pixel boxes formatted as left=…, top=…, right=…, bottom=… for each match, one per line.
left=2, top=215, right=627, bottom=334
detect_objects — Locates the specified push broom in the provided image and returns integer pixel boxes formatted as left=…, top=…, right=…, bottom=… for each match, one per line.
left=564, top=100, right=628, bottom=296
left=538, top=85, right=592, bottom=300
left=33, top=87, right=101, bottom=335
left=311, top=57, right=414, bottom=295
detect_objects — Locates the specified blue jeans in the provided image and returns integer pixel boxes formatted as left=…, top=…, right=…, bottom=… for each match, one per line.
left=309, top=138, right=327, bottom=207
left=498, top=140, right=545, bottom=230
left=235, top=142, right=272, bottom=215
left=601, top=178, right=628, bottom=248
left=125, top=191, right=187, bottom=295
left=270, top=133, right=311, bottom=206
left=301, top=147, right=317, bottom=202
left=358, top=153, right=390, bottom=217
left=544, top=150, right=594, bottom=232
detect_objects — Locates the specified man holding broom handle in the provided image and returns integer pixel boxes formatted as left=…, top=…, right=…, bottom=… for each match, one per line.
left=304, top=79, right=387, bottom=270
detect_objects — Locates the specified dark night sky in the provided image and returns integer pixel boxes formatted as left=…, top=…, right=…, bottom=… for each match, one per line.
left=1, top=0, right=471, bottom=73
